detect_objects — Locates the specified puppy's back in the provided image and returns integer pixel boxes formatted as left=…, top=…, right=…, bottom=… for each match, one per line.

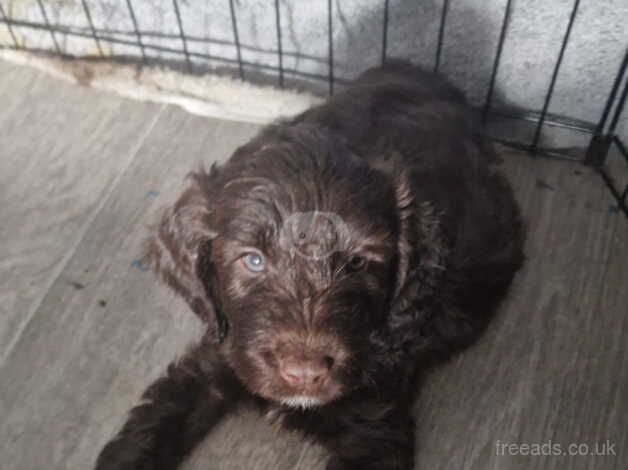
left=350, top=59, right=466, bottom=103
left=295, top=61, right=480, bottom=165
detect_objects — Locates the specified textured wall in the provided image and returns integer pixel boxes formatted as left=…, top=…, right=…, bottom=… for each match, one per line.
left=1, top=0, right=626, bottom=136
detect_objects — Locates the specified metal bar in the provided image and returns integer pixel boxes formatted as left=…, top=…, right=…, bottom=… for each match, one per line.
left=488, top=107, right=595, bottom=133
left=0, top=17, right=339, bottom=82
left=381, top=0, right=389, bottom=65
left=0, top=2, right=19, bottom=48
left=598, top=167, right=628, bottom=217
left=494, top=138, right=584, bottom=162
left=482, top=0, right=512, bottom=121
left=0, top=14, right=328, bottom=66
left=613, top=136, right=628, bottom=164
left=228, top=0, right=244, bottom=79
left=585, top=48, right=627, bottom=166
left=0, top=17, right=326, bottom=62
left=125, top=0, right=146, bottom=62
left=594, top=48, right=628, bottom=135
left=172, top=0, right=191, bottom=72
left=607, top=65, right=628, bottom=137
left=434, top=0, right=449, bottom=73
left=36, top=0, right=61, bottom=55
left=80, top=0, right=103, bottom=56
left=531, top=0, right=580, bottom=152
left=274, top=0, right=284, bottom=87
left=328, top=0, right=334, bottom=95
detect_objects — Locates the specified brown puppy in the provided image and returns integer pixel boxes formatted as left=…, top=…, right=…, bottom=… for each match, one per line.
left=95, top=61, right=524, bottom=470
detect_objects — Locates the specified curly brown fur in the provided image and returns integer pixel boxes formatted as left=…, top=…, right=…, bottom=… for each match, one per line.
left=95, top=61, right=524, bottom=470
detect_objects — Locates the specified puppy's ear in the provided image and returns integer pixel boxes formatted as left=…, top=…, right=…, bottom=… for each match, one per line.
left=143, top=168, right=228, bottom=342
left=370, top=153, right=445, bottom=302
left=389, top=168, right=446, bottom=326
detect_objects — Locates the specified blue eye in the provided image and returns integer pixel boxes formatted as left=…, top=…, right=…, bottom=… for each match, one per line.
left=242, top=252, right=265, bottom=272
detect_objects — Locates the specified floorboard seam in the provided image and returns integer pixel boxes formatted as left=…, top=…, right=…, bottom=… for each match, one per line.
left=0, top=103, right=166, bottom=369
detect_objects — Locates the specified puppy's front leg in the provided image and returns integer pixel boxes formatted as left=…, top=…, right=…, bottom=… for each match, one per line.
left=324, top=403, right=415, bottom=470
left=95, top=341, right=244, bottom=470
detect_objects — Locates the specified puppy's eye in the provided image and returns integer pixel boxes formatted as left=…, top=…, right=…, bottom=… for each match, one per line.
left=242, top=252, right=265, bottom=272
left=345, top=255, right=366, bottom=273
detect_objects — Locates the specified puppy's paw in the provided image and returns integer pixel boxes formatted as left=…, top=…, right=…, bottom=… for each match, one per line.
left=94, top=439, right=156, bottom=470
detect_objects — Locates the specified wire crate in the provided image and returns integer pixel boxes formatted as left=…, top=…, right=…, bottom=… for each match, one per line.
left=0, top=0, right=626, bottom=215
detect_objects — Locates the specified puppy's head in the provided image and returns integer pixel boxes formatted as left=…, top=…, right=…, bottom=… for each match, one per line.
left=145, top=126, right=425, bottom=409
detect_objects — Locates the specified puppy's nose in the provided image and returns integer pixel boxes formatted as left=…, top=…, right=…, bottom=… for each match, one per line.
left=279, top=356, right=333, bottom=388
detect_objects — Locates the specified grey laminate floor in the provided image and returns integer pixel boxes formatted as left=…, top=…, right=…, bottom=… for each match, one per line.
left=0, top=60, right=626, bottom=470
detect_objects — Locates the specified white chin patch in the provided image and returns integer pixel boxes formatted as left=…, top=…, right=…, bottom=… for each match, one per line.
left=279, top=395, right=323, bottom=410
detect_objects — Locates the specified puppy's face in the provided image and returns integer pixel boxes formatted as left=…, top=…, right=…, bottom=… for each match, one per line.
left=147, top=129, right=408, bottom=409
